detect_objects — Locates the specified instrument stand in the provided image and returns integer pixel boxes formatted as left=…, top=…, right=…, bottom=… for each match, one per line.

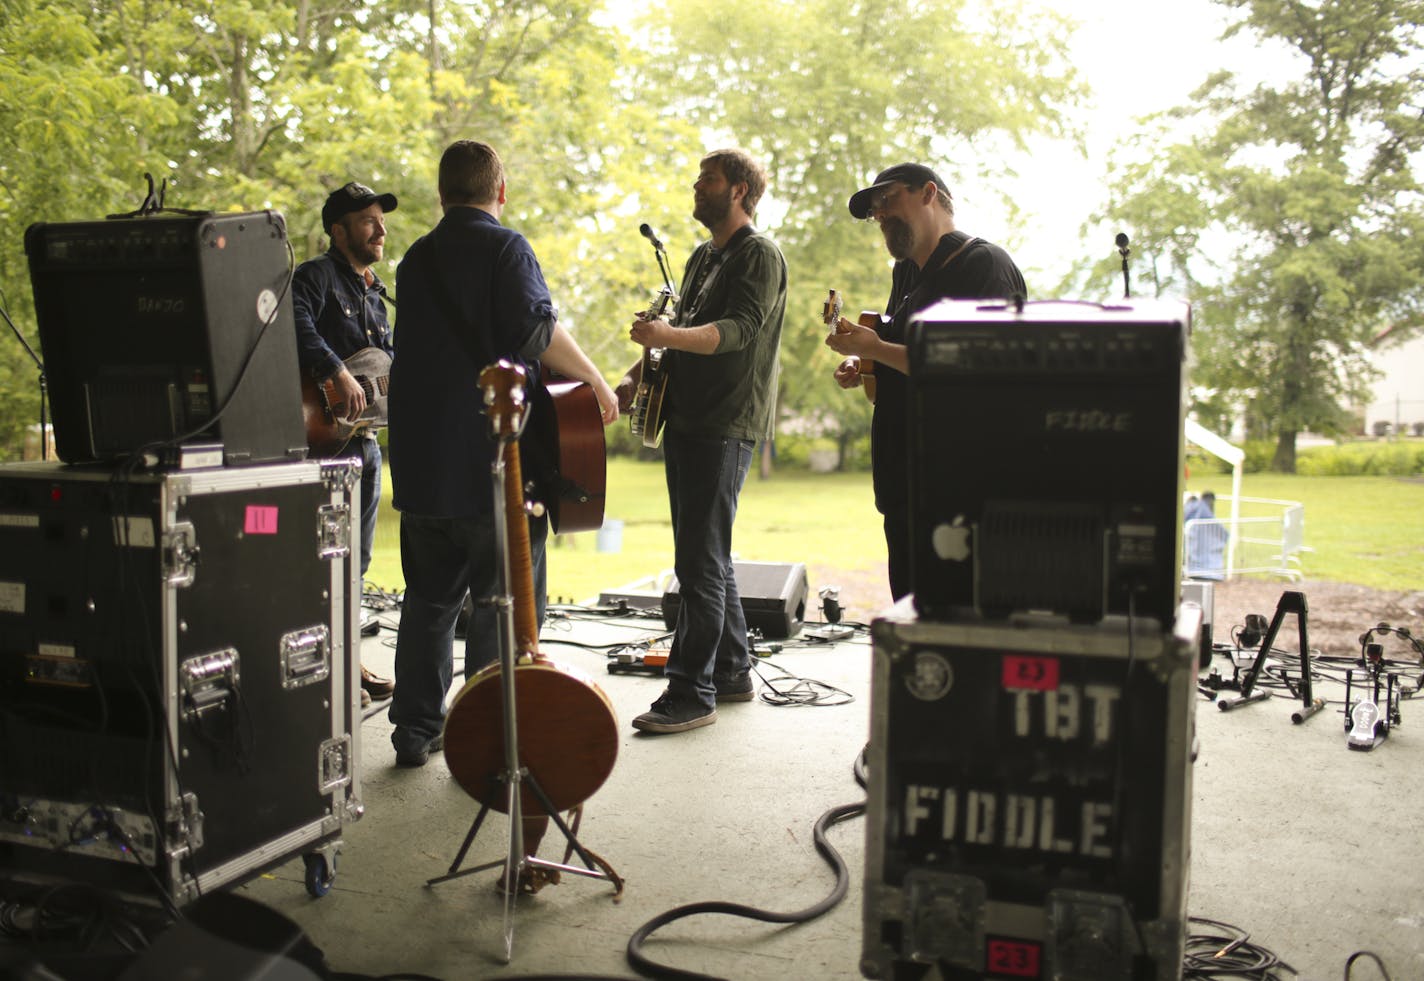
left=427, top=438, right=622, bottom=963
left=1217, top=590, right=1324, bottom=722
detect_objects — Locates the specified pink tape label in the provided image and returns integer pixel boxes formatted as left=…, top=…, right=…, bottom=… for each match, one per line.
left=1001, top=655, right=1059, bottom=691
left=244, top=505, right=279, bottom=535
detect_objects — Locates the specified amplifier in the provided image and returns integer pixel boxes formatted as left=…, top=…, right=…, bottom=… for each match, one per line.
left=662, top=560, right=808, bottom=639
left=24, top=212, right=307, bottom=466
left=907, top=299, right=1189, bottom=629
left=862, top=601, right=1199, bottom=980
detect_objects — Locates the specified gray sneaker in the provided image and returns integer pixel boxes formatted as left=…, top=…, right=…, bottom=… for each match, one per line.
left=633, top=690, right=717, bottom=734
left=714, top=672, right=755, bottom=702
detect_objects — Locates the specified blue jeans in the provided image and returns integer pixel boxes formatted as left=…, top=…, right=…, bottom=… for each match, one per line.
left=341, top=436, right=382, bottom=578
left=663, top=432, right=754, bottom=710
left=388, top=511, right=548, bottom=744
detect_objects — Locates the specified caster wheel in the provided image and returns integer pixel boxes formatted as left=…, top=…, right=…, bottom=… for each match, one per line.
left=303, top=852, right=336, bottom=897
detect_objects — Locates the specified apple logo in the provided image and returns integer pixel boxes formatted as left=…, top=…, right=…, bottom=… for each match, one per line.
left=931, top=515, right=971, bottom=562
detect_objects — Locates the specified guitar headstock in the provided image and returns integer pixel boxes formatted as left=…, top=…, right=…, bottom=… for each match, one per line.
left=822, top=289, right=844, bottom=329
left=645, top=286, right=678, bottom=322
left=479, top=359, right=529, bottom=440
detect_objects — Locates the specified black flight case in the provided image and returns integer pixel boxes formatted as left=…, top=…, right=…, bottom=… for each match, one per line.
left=862, top=601, right=1199, bottom=981
left=0, top=459, right=363, bottom=905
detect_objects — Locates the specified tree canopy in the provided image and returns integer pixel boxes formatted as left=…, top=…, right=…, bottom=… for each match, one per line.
left=0, top=0, right=1084, bottom=460
left=1095, top=0, right=1424, bottom=471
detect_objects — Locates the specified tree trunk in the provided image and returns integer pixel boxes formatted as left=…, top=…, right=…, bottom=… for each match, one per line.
left=1270, top=430, right=1298, bottom=473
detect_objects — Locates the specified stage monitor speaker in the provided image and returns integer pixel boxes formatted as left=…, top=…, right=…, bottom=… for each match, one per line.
left=24, top=211, right=308, bottom=466
left=662, top=561, right=808, bottom=639
left=907, top=298, right=1189, bottom=629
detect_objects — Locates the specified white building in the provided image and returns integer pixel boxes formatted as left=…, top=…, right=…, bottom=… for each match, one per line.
left=1360, top=324, right=1424, bottom=436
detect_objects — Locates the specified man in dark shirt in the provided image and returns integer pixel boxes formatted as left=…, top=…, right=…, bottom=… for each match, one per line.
left=292, top=180, right=399, bottom=706
left=387, top=140, right=617, bottom=770
left=615, top=149, right=788, bottom=734
left=827, top=163, right=1026, bottom=602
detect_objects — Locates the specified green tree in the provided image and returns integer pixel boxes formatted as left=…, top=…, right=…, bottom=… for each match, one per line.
left=1098, top=0, right=1424, bottom=471
left=0, top=0, right=679, bottom=459
left=633, top=0, right=1084, bottom=468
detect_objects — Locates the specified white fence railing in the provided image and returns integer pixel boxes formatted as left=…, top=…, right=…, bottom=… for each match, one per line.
left=1184, top=496, right=1311, bottom=581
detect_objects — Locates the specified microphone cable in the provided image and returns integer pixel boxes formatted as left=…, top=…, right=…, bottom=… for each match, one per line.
left=624, top=751, right=867, bottom=980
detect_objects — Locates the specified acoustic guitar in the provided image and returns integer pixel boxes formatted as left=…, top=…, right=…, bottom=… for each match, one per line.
left=443, top=360, right=620, bottom=818
left=628, top=287, right=678, bottom=449
left=300, top=346, right=391, bottom=457
left=822, top=289, right=884, bottom=404
left=530, top=372, right=607, bottom=535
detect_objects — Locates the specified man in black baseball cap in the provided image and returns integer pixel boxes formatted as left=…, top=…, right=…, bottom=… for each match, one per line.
left=828, top=162, right=1025, bottom=601
left=321, top=181, right=398, bottom=233
left=847, top=163, right=947, bottom=220
left=295, top=179, right=400, bottom=706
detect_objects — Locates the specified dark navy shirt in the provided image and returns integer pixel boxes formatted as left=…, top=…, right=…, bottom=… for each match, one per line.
left=387, top=208, right=556, bottom=518
left=291, top=248, right=393, bottom=380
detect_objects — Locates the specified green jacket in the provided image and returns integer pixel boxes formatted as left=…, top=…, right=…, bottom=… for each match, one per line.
left=665, top=229, right=787, bottom=442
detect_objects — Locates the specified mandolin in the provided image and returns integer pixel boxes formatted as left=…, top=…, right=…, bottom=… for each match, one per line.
left=442, top=361, right=619, bottom=818
left=823, top=289, right=883, bottom=405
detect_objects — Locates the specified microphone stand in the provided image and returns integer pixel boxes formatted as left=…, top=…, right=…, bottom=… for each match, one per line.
left=1, top=294, right=49, bottom=461
left=652, top=241, right=677, bottom=311
left=1116, top=233, right=1132, bottom=299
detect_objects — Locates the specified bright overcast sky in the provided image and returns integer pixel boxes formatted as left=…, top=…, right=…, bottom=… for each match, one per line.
left=968, top=0, right=1294, bottom=288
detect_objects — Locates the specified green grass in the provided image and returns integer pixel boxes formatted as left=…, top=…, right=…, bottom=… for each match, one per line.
left=364, top=461, right=1424, bottom=599
left=1186, top=473, right=1424, bottom=589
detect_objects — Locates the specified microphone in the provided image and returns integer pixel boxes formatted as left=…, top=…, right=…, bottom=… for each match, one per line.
left=1115, top=233, right=1131, bottom=299
left=639, top=223, right=665, bottom=252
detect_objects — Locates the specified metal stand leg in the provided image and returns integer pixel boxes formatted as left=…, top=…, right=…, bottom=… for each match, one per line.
left=426, top=440, right=622, bottom=964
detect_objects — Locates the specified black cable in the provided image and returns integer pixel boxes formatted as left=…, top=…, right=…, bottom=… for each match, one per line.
left=1344, top=950, right=1393, bottom=980
left=1183, top=915, right=1296, bottom=979
left=750, top=655, right=854, bottom=707
left=625, top=752, right=866, bottom=980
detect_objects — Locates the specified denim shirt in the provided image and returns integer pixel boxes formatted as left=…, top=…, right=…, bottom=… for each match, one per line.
left=291, top=248, right=394, bottom=381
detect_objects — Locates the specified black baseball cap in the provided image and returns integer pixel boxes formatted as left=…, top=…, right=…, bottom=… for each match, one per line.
left=321, top=181, right=398, bottom=232
left=848, top=163, right=949, bottom=219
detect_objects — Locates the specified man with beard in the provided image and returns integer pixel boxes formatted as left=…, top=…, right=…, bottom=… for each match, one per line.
left=826, top=163, right=1025, bottom=601
left=293, top=180, right=400, bottom=707
left=615, top=149, right=787, bottom=734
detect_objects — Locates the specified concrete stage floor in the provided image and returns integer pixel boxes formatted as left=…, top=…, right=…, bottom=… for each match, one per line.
left=236, top=599, right=1424, bottom=981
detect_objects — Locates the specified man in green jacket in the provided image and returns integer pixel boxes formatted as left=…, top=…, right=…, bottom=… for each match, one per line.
left=616, top=148, right=788, bottom=734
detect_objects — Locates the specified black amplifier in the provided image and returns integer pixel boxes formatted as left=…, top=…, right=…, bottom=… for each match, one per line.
left=662, top=560, right=808, bottom=639
left=24, top=212, right=307, bottom=466
left=0, top=460, right=362, bottom=904
left=907, top=299, right=1189, bottom=629
left=862, top=602, right=1199, bottom=981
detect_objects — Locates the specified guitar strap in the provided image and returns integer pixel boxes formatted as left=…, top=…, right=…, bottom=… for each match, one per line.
left=936, top=234, right=979, bottom=272
left=677, top=224, right=756, bottom=325
left=889, top=234, right=979, bottom=325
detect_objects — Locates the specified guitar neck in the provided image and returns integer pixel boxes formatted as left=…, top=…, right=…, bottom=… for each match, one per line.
left=499, top=440, right=541, bottom=656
